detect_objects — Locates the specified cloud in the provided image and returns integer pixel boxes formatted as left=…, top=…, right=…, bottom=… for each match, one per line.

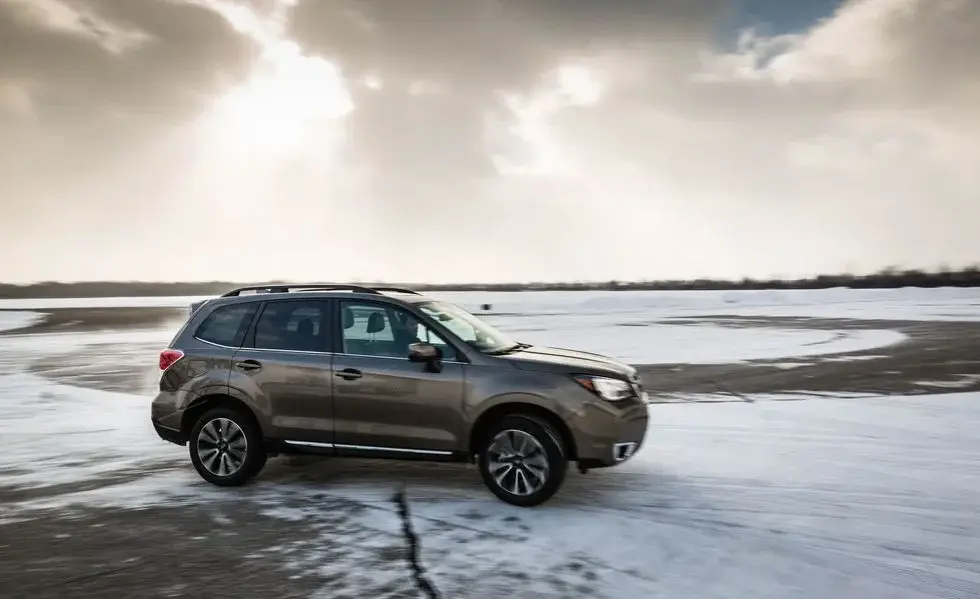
left=0, top=0, right=151, bottom=53
left=0, top=0, right=978, bottom=283
left=672, top=0, right=980, bottom=271
left=0, top=0, right=258, bottom=127
left=0, top=79, right=33, bottom=118
left=0, top=0, right=259, bottom=213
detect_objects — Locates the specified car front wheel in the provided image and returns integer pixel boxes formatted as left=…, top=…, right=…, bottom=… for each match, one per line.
left=188, top=407, right=265, bottom=486
left=478, top=415, right=568, bottom=507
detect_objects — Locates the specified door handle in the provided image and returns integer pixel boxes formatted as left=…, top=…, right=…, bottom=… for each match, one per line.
left=335, top=368, right=363, bottom=381
left=235, top=359, right=262, bottom=372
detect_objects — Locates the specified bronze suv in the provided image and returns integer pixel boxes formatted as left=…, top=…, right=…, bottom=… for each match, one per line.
left=152, top=284, right=650, bottom=506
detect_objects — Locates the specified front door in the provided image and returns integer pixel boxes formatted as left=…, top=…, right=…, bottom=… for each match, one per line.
left=331, top=299, right=466, bottom=455
left=229, top=298, right=334, bottom=448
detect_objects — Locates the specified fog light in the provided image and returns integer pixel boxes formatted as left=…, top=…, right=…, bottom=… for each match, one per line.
left=613, top=442, right=637, bottom=462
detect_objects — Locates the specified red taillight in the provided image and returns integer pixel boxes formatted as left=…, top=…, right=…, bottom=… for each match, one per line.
left=159, top=349, right=185, bottom=371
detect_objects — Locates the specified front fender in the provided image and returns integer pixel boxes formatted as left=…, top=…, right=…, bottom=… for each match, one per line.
left=466, top=392, right=573, bottom=428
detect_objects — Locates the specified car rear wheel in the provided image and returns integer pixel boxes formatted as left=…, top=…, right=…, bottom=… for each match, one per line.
left=188, top=407, right=265, bottom=486
left=478, top=414, right=568, bottom=507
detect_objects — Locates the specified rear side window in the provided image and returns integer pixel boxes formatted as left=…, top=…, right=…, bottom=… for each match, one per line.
left=194, top=304, right=257, bottom=347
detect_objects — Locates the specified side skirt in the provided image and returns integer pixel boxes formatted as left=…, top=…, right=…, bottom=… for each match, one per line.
left=268, top=439, right=469, bottom=463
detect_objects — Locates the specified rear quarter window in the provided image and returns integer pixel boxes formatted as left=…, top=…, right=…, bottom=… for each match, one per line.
left=194, top=303, right=257, bottom=347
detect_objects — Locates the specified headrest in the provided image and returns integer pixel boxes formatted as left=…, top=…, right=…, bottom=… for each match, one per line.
left=366, top=311, right=386, bottom=334
left=343, top=306, right=354, bottom=329
left=296, top=318, right=314, bottom=336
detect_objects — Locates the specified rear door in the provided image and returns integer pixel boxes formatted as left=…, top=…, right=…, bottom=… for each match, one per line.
left=330, top=299, right=466, bottom=455
left=229, top=298, right=335, bottom=449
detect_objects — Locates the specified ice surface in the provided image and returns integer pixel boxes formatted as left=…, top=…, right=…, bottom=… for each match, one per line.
left=0, top=310, right=42, bottom=333
left=0, top=371, right=185, bottom=490
left=0, top=290, right=922, bottom=365
left=913, top=375, right=980, bottom=389
left=483, top=312, right=905, bottom=364
left=0, top=296, right=210, bottom=310
left=2, top=288, right=980, bottom=597
left=6, top=380, right=977, bottom=598
left=3, top=285, right=980, bottom=320
left=403, top=394, right=980, bottom=599
left=431, top=286, right=980, bottom=322
left=0, top=328, right=183, bottom=489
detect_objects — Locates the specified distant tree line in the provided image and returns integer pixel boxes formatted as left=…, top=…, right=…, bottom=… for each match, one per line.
left=2, top=267, right=980, bottom=299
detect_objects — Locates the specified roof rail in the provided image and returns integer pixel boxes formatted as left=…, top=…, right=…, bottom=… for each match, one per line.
left=220, top=284, right=382, bottom=297
left=371, top=286, right=421, bottom=295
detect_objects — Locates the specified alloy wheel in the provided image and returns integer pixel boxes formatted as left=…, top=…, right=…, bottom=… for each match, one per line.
left=196, top=417, right=248, bottom=477
left=486, top=429, right=550, bottom=496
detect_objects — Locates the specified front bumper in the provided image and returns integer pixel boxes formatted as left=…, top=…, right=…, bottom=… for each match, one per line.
left=572, top=395, right=650, bottom=469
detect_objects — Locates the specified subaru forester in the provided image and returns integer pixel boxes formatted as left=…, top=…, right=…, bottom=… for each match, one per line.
left=151, top=284, right=649, bottom=506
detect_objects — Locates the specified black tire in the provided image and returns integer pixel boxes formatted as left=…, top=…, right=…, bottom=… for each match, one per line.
left=478, top=414, right=568, bottom=507
left=248, top=451, right=268, bottom=479
left=188, top=407, right=265, bottom=487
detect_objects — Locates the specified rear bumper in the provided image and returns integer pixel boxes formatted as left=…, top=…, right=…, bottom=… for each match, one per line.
left=153, top=419, right=186, bottom=446
left=151, top=390, right=186, bottom=445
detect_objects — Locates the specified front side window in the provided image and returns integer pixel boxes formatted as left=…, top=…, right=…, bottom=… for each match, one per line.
left=253, top=300, right=326, bottom=352
left=416, top=301, right=517, bottom=354
left=194, top=303, right=257, bottom=347
left=341, top=301, right=452, bottom=359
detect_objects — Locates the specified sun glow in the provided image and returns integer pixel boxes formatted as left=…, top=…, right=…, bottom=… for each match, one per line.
left=554, top=65, right=602, bottom=106
left=490, top=64, right=603, bottom=176
left=213, top=41, right=354, bottom=154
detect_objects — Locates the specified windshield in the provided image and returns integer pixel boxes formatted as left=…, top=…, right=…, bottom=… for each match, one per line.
left=416, top=301, right=518, bottom=354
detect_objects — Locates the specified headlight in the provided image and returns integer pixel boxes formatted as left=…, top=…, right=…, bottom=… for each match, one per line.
left=573, top=375, right=634, bottom=402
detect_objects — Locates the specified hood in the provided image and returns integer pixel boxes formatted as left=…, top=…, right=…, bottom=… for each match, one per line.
left=497, top=345, right=637, bottom=380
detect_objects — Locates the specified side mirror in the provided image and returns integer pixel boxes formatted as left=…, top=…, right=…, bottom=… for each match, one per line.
left=408, top=342, right=443, bottom=372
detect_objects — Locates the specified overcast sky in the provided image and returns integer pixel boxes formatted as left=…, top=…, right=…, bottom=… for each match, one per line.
left=1, top=0, right=977, bottom=284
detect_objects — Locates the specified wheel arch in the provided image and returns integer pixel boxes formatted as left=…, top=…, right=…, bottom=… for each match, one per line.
left=180, top=394, right=263, bottom=440
left=468, top=401, right=578, bottom=461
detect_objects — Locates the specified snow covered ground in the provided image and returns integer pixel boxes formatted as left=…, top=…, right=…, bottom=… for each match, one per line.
left=410, top=394, right=980, bottom=599
left=481, top=315, right=903, bottom=365
left=2, top=372, right=978, bottom=598
left=12, top=286, right=980, bottom=364
left=3, top=285, right=980, bottom=321
left=434, top=286, right=980, bottom=322
left=2, top=287, right=980, bottom=598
